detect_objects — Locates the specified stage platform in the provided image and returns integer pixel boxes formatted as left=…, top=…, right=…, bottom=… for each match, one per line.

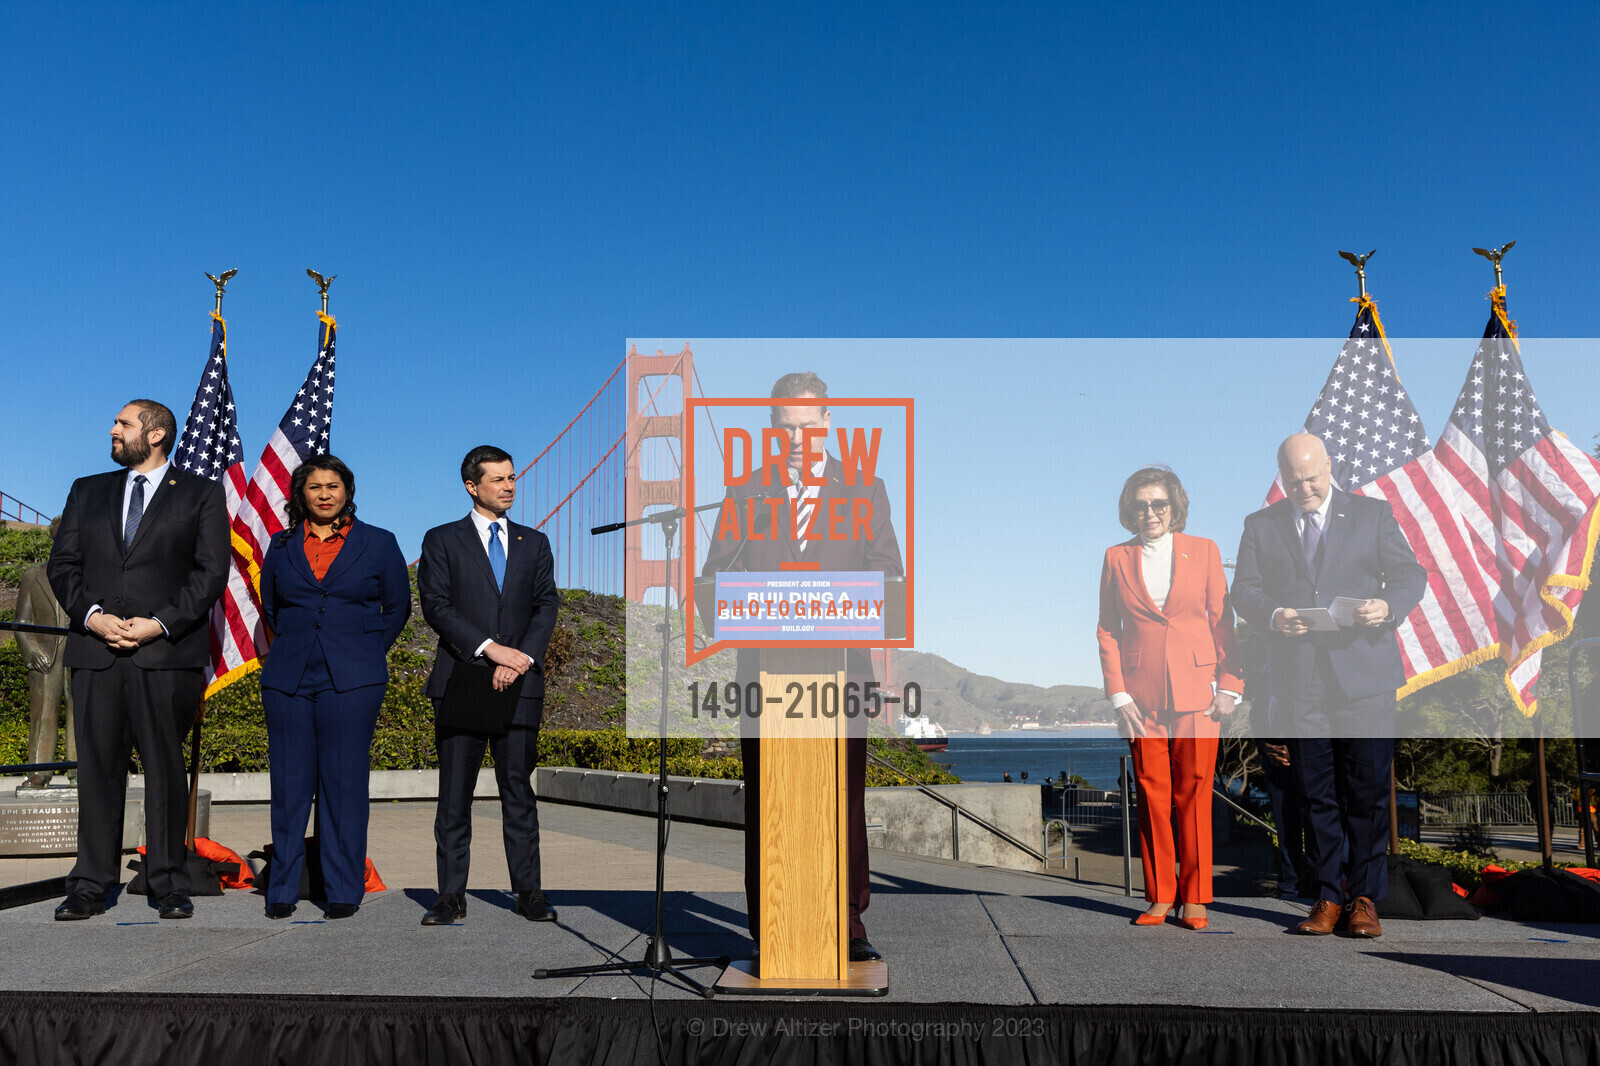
left=2, top=802, right=1598, bottom=1064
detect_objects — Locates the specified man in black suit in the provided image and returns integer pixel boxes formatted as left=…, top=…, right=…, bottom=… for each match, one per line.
left=47, top=400, right=229, bottom=920
left=1233, top=433, right=1426, bottom=938
left=416, top=445, right=560, bottom=925
left=700, top=371, right=904, bottom=963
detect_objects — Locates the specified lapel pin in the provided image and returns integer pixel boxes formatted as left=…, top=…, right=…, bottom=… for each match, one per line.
left=169, top=480, right=177, bottom=486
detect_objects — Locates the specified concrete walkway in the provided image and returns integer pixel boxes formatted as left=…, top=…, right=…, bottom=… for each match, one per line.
left=3, top=800, right=1598, bottom=1009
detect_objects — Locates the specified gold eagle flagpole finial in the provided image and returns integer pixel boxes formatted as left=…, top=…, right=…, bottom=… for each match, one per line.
left=1337, top=249, right=1376, bottom=301
left=306, top=268, right=337, bottom=315
left=204, top=269, right=238, bottom=315
left=1471, top=241, right=1516, bottom=294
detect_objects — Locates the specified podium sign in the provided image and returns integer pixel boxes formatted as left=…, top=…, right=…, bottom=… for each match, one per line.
left=712, top=572, right=887, bottom=642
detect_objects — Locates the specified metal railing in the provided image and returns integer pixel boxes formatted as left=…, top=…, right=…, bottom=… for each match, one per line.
left=1042, top=819, right=1068, bottom=871
left=1213, top=785, right=1279, bottom=838
left=1046, top=761, right=1279, bottom=896
left=866, top=750, right=1047, bottom=865
left=1047, top=786, right=1125, bottom=828
left=1421, top=793, right=1580, bottom=829
left=0, top=491, right=49, bottom=526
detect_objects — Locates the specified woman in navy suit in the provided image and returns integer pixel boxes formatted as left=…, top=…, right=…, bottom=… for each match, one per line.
left=259, top=455, right=410, bottom=919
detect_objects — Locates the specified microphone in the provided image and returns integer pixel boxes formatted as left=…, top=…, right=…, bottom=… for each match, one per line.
left=718, top=473, right=795, bottom=572
left=738, top=476, right=792, bottom=533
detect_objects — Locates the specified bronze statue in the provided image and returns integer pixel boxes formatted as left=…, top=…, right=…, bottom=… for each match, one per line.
left=14, top=517, right=74, bottom=789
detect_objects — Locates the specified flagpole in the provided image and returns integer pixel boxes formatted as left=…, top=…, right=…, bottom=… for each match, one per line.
left=304, top=268, right=334, bottom=848
left=189, top=269, right=236, bottom=849
left=1338, top=249, right=1375, bottom=302
left=1472, top=241, right=1515, bottom=297
left=306, top=268, right=335, bottom=316
left=1340, top=250, right=1405, bottom=851
left=1473, top=242, right=1550, bottom=867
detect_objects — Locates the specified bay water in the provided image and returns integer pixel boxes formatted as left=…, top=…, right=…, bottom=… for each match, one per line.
left=933, top=730, right=1129, bottom=790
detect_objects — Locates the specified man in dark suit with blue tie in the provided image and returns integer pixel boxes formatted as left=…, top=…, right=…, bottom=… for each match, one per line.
left=1233, top=433, right=1426, bottom=938
left=416, top=445, right=560, bottom=926
left=47, top=400, right=229, bottom=920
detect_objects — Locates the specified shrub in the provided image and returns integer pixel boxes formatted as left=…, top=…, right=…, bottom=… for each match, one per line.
left=1393, top=837, right=1577, bottom=890
left=865, top=736, right=962, bottom=786
left=0, top=528, right=52, bottom=587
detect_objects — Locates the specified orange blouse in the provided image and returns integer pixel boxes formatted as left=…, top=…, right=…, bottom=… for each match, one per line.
left=302, top=523, right=348, bottom=581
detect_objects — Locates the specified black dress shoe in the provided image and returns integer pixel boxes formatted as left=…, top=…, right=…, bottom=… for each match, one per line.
left=516, top=891, right=558, bottom=922
left=421, top=893, right=466, bottom=925
left=158, top=892, right=194, bottom=919
left=848, top=937, right=883, bottom=962
left=325, top=903, right=359, bottom=920
left=265, top=903, right=296, bottom=920
left=54, top=894, right=105, bottom=921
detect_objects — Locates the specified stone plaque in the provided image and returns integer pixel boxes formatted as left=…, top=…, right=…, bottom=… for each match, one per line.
left=0, top=789, right=210, bottom=856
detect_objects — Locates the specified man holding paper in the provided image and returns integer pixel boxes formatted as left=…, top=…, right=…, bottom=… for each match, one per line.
left=1232, top=433, right=1425, bottom=938
left=417, top=445, right=560, bottom=926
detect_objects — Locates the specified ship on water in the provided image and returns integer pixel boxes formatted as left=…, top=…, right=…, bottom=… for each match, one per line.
left=899, top=715, right=949, bottom=752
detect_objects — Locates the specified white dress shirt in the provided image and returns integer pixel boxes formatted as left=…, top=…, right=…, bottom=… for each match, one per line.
left=1270, top=492, right=1335, bottom=632
left=1295, top=492, right=1334, bottom=548
left=121, top=459, right=171, bottom=529
left=88, top=460, right=174, bottom=630
left=787, top=456, right=828, bottom=550
left=469, top=508, right=512, bottom=561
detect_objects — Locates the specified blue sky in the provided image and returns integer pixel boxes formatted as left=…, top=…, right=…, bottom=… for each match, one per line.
left=3, top=2, right=1597, bottom=687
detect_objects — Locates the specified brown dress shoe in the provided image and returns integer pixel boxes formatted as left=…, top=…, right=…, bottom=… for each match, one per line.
left=1295, top=899, right=1342, bottom=935
left=1343, top=896, right=1383, bottom=938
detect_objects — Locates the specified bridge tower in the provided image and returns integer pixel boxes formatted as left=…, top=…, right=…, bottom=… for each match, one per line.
left=624, top=344, right=693, bottom=606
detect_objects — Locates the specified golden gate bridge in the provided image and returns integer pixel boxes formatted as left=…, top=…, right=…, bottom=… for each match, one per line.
left=511, top=344, right=710, bottom=605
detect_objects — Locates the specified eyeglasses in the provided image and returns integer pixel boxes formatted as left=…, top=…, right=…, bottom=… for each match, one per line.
left=1132, top=500, right=1171, bottom=514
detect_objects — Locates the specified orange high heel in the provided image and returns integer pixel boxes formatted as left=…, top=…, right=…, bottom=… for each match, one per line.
left=1177, top=906, right=1209, bottom=930
left=1132, top=906, right=1173, bottom=926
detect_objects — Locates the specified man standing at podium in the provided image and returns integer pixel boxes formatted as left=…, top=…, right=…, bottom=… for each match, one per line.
left=701, top=371, right=904, bottom=964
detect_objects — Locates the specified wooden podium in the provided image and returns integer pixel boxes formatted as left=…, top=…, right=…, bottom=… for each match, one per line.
left=714, top=644, right=889, bottom=996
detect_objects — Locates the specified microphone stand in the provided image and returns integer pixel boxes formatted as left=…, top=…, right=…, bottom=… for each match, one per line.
left=533, top=500, right=729, bottom=998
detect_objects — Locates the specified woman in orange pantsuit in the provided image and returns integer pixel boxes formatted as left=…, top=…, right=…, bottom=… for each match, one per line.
left=1096, top=467, right=1242, bottom=930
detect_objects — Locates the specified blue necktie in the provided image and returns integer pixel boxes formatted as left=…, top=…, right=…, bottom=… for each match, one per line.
left=123, top=474, right=147, bottom=554
left=1302, top=510, right=1322, bottom=574
left=487, top=521, right=506, bottom=591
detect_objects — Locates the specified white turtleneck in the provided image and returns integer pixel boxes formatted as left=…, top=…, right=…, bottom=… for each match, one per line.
left=1109, top=531, right=1240, bottom=713
left=1139, top=531, right=1174, bottom=610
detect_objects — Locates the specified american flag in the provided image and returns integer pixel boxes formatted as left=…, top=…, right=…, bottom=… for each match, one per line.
left=1268, top=292, right=1600, bottom=714
left=1414, top=290, right=1600, bottom=713
left=1261, top=297, right=1470, bottom=698
left=1265, top=297, right=1431, bottom=506
left=173, top=313, right=260, bottom=696
left=230, top=312, right=339, bottom=625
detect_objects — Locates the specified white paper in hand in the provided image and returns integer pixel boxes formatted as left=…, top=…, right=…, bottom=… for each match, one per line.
left=1295, top=608, right=1341, bottom=632
left=1328, top=596, right=1366, bottom=628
